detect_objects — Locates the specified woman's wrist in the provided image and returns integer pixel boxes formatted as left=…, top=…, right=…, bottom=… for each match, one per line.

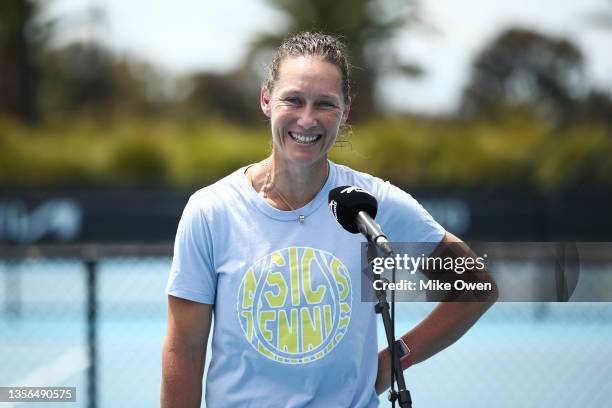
left=396, top=338, right=413, bottom=370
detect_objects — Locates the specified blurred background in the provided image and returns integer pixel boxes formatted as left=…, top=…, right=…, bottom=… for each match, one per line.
left=1, top=0, right=611, bottom=407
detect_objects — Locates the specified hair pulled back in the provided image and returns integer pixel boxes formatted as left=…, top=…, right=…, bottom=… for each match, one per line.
left=263, top=32, right=352, bottom=105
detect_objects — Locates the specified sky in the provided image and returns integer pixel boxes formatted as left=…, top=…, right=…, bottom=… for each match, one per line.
left=43, top=0, right=612, bottom=114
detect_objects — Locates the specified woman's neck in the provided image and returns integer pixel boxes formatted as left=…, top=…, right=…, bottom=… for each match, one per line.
left=255, top=154, right=329, bottom=210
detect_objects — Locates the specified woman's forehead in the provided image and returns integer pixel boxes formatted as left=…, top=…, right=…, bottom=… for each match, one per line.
left=275, top=55, right=343, bottom=95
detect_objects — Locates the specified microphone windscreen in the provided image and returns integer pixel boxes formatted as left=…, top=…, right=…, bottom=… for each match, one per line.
left=328, top=186, right=378, bottom=233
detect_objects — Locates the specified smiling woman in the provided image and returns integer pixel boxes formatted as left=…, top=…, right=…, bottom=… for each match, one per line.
left=255, top=33, right=351, bottom=210
left=161, top=31, right=496, bottom=408
left=257, top=53, right=350, bottom=209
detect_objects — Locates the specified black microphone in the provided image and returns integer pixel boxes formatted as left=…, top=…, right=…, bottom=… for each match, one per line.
left=328, top=186, right=394, bottom=256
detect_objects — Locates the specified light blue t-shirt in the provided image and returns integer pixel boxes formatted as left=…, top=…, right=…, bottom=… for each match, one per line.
left=166, top=161, right=445, bottom=408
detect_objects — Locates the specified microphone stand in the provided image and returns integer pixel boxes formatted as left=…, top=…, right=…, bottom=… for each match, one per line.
left=367, top=243, right=412, bottom=408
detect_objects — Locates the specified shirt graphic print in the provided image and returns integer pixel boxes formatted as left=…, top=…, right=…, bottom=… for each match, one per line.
left=237, top=246, right=352, bottom=364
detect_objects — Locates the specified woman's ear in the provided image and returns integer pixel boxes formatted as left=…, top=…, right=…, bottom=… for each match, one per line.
left=260, top=88, right=271, bottom=117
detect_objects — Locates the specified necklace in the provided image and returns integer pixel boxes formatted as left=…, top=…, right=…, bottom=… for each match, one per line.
left=260, top=160, right=329, bottom=224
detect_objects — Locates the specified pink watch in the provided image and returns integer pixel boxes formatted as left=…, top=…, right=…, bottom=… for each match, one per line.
left=396, top=338, right=413, bottom=370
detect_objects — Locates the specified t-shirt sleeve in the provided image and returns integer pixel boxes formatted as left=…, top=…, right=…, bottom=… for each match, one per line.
left=378, top=182, right=446, bottom=248
left=165, top=195, right=217, bottom=304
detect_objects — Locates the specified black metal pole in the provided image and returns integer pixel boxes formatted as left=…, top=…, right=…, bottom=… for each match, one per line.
left=367, top=244, right=412, bottom=408
left=85, top=258, right=97, bottom=408
left=375, top=289, right=411, bottom=407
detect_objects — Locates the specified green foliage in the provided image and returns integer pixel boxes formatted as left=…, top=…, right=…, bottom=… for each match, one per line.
left=0, top=111, right=610, bottom=190
left=329, top=111, right=554, bottom=187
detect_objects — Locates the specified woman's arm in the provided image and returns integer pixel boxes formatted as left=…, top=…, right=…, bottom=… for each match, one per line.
left=375, top=232, right=498, bottom=395
left=161, top=295, right=213, bottom=408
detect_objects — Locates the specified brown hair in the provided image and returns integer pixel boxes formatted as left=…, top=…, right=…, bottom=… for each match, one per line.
left=263, top=32, right=352, bottom=105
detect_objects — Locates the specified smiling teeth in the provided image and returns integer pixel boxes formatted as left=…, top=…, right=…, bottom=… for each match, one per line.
left=290, top=132, right=321, bottom=144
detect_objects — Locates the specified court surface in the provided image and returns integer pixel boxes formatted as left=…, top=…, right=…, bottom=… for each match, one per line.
left=1, top=259, right=611, bottom=407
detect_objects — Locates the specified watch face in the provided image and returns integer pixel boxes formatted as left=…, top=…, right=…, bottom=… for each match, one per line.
left=397, top=339, right=410, bottom=358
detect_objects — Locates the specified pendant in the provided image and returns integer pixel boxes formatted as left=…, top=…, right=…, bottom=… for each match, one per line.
left=298, top=215, right=305, bottom=223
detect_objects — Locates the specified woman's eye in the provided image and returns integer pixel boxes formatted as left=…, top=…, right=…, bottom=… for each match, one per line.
left=284, top=97, right=300, bottom=105
left=318, top=101, right=337, bottom=109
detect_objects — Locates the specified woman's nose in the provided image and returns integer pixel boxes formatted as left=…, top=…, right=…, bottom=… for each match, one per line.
left=297, top=106, right=318, bottom=129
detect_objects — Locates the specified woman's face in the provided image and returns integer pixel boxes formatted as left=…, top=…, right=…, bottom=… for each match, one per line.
left=261, top=55, right=350, bottom=167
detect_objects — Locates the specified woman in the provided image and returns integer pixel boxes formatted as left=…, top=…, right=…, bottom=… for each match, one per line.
left=162, top=32, right=496, bottom=407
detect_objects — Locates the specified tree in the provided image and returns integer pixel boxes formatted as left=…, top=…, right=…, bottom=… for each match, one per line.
left=184, top=69, right=262, bottom=124
left=461, top=28, right=585, bottom=127
left=246, top=0, right=422, bottom=121
left=0, top=0, right=47, bottom=123
left=40, top=42, right=115, bottom=116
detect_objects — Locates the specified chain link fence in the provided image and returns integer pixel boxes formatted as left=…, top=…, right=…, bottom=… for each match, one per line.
left=1, top=245, right=611, bottom=407
left=0, top=246, right=171, bottom=408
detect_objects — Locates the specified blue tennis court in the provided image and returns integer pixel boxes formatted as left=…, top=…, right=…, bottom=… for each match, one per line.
left=1, top=259, right=611, bottom=407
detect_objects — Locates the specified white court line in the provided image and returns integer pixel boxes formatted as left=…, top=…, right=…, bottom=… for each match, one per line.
left=3, top=345, right=90, bottom=407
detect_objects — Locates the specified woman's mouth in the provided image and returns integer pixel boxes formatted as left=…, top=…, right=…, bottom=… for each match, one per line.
left=288, top=131, right=322, bottom=145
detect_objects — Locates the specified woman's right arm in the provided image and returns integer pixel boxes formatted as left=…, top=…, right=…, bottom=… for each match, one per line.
left=161, top=295, right=213, bottom=408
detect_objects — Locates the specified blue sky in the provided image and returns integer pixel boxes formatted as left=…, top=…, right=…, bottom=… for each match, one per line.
left=43, top=0, right=612, bottom=114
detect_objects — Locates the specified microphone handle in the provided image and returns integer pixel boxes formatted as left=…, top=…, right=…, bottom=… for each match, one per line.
left=356, top=211, right=395, bottom=256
